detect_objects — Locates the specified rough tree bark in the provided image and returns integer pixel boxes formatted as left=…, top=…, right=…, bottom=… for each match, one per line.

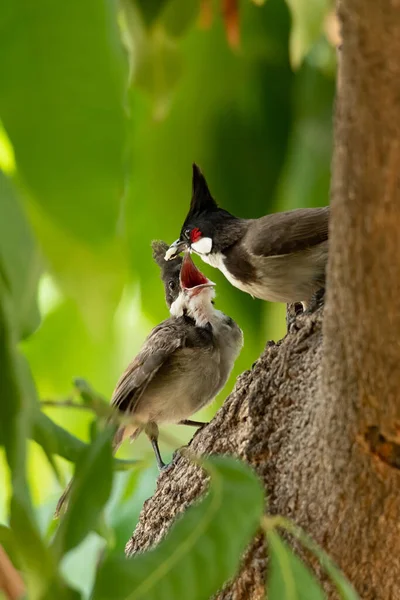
left=125, top=1, right=400, bottom=598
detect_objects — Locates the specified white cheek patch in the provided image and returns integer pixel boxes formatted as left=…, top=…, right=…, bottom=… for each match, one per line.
left=191, top=237, right=212, bottom=255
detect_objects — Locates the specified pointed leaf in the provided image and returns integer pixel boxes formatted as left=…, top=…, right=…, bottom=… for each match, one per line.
left=0, top=0, right=128, bottom=243
left=52, top=427, right=115, bottom=558
left=92, top=456, right=264, bottom=600
left=267, top=530, right=325, bottom=600
left=0, top=288, right=54, bottom=590
left=0, top=171, right=41, bottom=340
left=307, top=544, right=358, bottom=600
left=282, top=523, right=359, bottom=600
left=31, top=409, right=138, bottom=472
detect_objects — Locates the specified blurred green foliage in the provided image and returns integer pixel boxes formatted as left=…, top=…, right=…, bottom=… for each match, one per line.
left=0, top=0, right=340, bottom=597
left=92, top=457, right=264, bottom=600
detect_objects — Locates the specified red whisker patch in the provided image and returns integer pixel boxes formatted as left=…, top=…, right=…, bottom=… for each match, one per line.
left=190, top=228, right=202, bottom=243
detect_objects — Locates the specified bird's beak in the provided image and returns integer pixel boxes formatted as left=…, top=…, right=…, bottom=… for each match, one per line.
left=164, top=239, right=189, bottom=261
left=180, top=253, right=215, bottom=295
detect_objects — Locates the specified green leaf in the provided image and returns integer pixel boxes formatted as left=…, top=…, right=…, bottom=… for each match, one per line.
left=40, top=578, right=83, bottom=600
left=93, top=512, right=116, bottom=549
left=52, top=426, right=115, bottom=558
left=31, top=409, right=138, bottom=472
left=0, top=0, right=128, bottom=244
left=308, top=546, right=358, bottom=600
left=121, top=464, right=147, bottom=503
left=0, top=171, right=41, bottom=340
left=18, top=356, right=62, bottom=483
left=32, top=410, right=87, bottom=464
left=92, top=456, right=264, bottom=600
left=267, top=530, right=326, bottom=600
left=285, top=0, right=331, bottom=68
left=1, top=351, right=68, bottom=486
left=284, top=524, right=359, bottom=600
left=0, top=287, right=55, bottom=593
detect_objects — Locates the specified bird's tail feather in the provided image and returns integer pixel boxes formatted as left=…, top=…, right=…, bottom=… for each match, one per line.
left=54, top=479, right=73, bottom=519
left=54, top=425, right=138, bottom=519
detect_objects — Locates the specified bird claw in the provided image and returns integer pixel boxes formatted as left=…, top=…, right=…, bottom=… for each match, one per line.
left=159, top=461, right=174, bottom=474
left=306, top=288, right=325, bottom=313
left=286, top=290, right=325, bottom=333
left=286, top=302, right=303, bottom=333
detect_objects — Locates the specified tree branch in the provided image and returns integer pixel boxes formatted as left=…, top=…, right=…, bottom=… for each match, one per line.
left=126, top=311, right=323, bottom=599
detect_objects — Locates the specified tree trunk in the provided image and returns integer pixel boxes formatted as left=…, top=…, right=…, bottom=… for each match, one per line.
left=125, top=1, right=400, bottom=598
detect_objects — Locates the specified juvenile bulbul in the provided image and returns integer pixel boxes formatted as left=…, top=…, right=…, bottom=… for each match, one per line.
left=165, top=164, right=329, bottom=310
left=111, top=249, right=243, bottom=467
left=55, top=246, right=242, bottom=516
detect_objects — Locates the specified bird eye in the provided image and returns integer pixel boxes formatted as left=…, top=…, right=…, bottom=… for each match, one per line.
left=168, top=280, right=176, bottom=291
left=184, top=228, right=191, bottom=240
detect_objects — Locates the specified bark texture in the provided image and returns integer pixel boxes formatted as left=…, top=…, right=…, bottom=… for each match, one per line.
left=126, top=1, right=400, bottom=598
left=318, top=0, right=400, bottom=596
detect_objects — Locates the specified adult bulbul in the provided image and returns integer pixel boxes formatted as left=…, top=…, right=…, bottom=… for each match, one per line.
left=165, top=164, right=329, bottom=311
left=55, top=246, right=242, bottom=516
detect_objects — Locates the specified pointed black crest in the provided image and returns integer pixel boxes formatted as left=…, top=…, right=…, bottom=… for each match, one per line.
left=190, top=163, right=218, bottom=215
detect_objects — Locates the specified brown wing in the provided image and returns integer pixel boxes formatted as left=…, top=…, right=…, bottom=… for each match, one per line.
left=245, top=206, right=329, bottom=257
left=111, top=318, right=185, bottom=415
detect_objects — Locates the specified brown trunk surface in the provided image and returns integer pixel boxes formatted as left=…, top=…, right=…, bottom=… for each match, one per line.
left=126, top=1, right=400, bottom=598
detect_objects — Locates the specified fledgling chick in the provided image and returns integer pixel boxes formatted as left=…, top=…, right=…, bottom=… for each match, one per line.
left=165, top=164, right=329, bottom=311
left=55, top=247, right=242, bottom=517
left=111, top=249, right=243, bottom=469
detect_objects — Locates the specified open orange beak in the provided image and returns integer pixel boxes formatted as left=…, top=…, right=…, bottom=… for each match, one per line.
left=180, top=253, right=215, bottom=295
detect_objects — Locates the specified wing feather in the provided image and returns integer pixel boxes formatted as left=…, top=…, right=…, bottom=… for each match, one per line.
left=245, top=207, right=329, bottom=257
left=110, top=318, right=185, bottom=415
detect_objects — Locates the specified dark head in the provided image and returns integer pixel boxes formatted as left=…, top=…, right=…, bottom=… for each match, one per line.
left=165, top=164, right=240, bottom=261
left=152, top=240, right=182, bottom=308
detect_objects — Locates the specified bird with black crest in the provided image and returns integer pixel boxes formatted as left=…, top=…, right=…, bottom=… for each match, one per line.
left=165, top=164, right=329, bottom=314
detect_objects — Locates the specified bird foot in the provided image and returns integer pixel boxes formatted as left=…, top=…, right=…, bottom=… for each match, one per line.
left=305, top=288, right=325, bottom=313
left=286, top=302, right=304, bottom=333
left=178, top=419, right=208, bottom=429
left=286, top=289, right=325, bottom=333
left=159, top=461, right=170, bottom=472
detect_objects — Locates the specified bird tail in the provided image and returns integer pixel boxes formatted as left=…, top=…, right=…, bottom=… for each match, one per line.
left=54, top=479, right=73, bottom=518
left=54, top=425, right=139, bottom=519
